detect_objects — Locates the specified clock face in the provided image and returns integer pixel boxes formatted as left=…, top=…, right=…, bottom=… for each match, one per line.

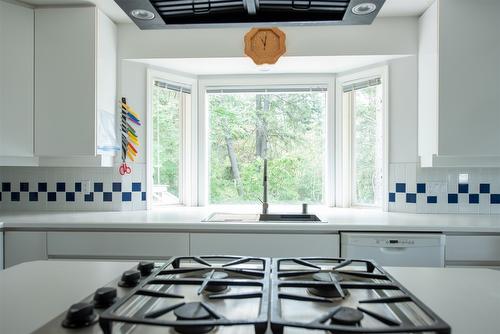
left=252, top=30, right=281, bottom=56
left=244, top=28, right=286, bottom=65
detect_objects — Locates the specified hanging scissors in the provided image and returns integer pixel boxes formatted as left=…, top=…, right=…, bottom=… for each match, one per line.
left=119, top=162, right=132, bottom=175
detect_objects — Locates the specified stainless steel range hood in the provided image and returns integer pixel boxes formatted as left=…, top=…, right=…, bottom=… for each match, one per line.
left=115, top=0, right=385, bottom=29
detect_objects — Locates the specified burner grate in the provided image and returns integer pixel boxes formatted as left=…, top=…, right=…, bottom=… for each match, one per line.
left=99, top=255, right=270, bottom=334
left=270, top=257, right=451, bottom=334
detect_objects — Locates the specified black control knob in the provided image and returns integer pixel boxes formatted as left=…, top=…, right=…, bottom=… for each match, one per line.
left=93, top=287, right=117, bottom=308
left=61, top=302, right=98, bottom=328
left=138, top=261, right=155, bottom=276
left=118, top=269, right=141, bottom=287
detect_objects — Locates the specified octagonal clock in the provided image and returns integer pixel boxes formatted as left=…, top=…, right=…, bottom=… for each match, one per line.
left=244, top=27, right=286, bottom=65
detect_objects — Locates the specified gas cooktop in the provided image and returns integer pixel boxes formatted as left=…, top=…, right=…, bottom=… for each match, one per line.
left=33, top=256, right=451, bottom=334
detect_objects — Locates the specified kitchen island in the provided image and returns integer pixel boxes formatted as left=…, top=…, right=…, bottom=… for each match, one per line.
left=1, top=260, right=499, bottom=333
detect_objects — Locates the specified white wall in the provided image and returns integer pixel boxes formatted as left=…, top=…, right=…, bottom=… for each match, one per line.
left=388, top=56, right=418, bottom=164
left=117, top=17, right=418, bottom=60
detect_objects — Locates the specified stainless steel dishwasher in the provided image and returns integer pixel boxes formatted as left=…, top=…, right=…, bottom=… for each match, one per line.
left=341, top=232, right=446, bottom=267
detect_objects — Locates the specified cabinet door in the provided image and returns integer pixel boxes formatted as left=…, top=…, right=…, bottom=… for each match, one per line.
left=190, top=233, right=339, bottom=257
left=446, top=235, right=500, bottom=266
left=35, top=7, right=96, bottom=157
left=0, top=231, right=3, bottom=270
left=4, top=231, right=48, bottom=268
left=47, top=232, right=189, bottom=259
left=0, top=2, right=34, bottom=158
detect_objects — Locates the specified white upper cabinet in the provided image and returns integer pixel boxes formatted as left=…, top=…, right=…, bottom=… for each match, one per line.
left=0, top=1, right=37, bottom=166
left=34, top=6, right=117, bottom=166
left=418, top=0, right=500, bottom=167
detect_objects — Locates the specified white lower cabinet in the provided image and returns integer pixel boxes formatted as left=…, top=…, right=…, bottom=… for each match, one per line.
left=4, top=231, right=48, bottom=268
left=190, top=233, right=339, bottom=257
left=0, top=231, right=3, bottom=270
left=47, top=232, right=189, bottom=259
left=445, top=235, right=500, bottom=267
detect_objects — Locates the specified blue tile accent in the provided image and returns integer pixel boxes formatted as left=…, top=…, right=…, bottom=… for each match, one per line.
left=47, top=192, right=57, bottom=202
left=122, top=192, right=132, bottom=202
left=480, top=183, right=490, bottom=194
left=142, top=192, right=146, bottom=201
left=84, top=192, right=94, bottom=202
left=448, top=194, right=458, bottom=204
left=395, top=183, right=406, bottom=193
left=469, top=194, right=479, bottom=204
left=2, top=182, right=11, bottom=192
left=56, top=182, right=66, bottom=192
left=388, top=192, right=396, bottom=202
left=75, top=182, right=82, bottom=192
left=427, top=196, right=437, bottom=204
left=29, top=192, right=38, bottom=202
left=491, top=194, right=500, bottom=204
left=38, top=182, right=47, bottom=192
left=406, top=193, right=416, bottom=203
left=11, top=192, right=20, bottom=201
left=103, top=192, right=112, bottom=202
left=458, top=184, right=469, bottom=193
left=132, top=182, right=141, bottom=192
left=417, top=183, right=426, bottom=194
left=20, top=182, right=29, bottom=192
left=112, top=182, right=122, bottom=192
left=66, top=192, right=75, bottom=202
left=94, top=182, right=103, bottom=192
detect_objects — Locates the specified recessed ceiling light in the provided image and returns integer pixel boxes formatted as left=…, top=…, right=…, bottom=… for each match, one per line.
left=131, top=9, right=155, bottom=20
left=351, top=3, right=377, bottom=15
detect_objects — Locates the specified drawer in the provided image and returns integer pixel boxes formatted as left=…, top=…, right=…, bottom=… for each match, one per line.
left=446, top=235, right=500, bottom=262
left=190, top=233, right=339, bottom=257
left=47, top=232, right=189, bottom=259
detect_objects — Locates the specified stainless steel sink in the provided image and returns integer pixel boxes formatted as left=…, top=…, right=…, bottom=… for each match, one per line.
left=204, top=213, right=321, bottom=223
left=258, top=213, right=321, bottom=222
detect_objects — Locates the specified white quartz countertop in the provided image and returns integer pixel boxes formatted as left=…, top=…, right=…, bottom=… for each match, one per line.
left=1, top=206, right=500, bottom=233
left=1, top=261, right=499, bottom=334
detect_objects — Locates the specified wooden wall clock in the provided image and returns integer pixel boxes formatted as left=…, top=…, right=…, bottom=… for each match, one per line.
left=244, top=27, right=286, bottom=65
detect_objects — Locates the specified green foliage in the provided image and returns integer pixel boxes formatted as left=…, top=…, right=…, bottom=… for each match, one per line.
left=152, top=86, right=181, bottom=198
left=209, top=91, right=326, bottom=204
left=351, top=85, right=383, bottom=205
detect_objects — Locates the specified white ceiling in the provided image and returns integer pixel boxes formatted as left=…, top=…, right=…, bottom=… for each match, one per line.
left=21, top=0, right=435, bottom=24
left=134, top=55, right=406, bottom=75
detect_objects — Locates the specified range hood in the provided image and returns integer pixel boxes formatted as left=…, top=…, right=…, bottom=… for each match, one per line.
left=115, top=0, right=385, bottom=29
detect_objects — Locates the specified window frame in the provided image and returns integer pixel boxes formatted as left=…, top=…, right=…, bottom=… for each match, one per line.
left=198, top=74, right=336, bottom=207
left=335, top=66, right=389, bottom=210
left=146, top=69, right=198, bottom=208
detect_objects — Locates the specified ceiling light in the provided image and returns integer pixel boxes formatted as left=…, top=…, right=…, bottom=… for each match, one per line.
left=351, top=3, right=377, bottom=15
left=131, top=9, right=155, bottom=20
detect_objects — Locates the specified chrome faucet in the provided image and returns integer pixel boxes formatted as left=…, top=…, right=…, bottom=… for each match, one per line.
left=262, top=159, right=269, bottom=214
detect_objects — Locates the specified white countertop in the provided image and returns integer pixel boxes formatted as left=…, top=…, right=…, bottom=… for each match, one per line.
left=1, top=206, right=500, bottom=233
left=0, top=260, right=135, bottom=334
left=1, top=261, right=499, bottom=334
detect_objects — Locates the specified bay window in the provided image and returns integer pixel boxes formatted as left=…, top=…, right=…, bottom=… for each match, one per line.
left=148, top=69, right=387, bottom=209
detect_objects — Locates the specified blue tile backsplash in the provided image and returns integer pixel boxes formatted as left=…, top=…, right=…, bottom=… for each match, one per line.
left=389, top=163, right=500, bottom=214
left=0, top=166, right=147, bottom=211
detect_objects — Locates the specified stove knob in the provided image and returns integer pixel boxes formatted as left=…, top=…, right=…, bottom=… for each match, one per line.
left=62, top=302, right=98, bottom=328
left=118, top=269, right=141, bottom=287
left=93, top=287, right=117, bottom=308
left=138, top=261, right=155, bottom=276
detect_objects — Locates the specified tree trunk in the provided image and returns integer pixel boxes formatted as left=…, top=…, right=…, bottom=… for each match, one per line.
left=225, top=135, right=244, bottom=196
left=256, top=94, right=269, bottom=158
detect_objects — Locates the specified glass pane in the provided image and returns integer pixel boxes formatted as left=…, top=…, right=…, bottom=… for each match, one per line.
left=152, top=84, right=185, bottom=205
left=351, top=83, right=383, bottom=206
left=208, top=90, right=326, bottom=204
